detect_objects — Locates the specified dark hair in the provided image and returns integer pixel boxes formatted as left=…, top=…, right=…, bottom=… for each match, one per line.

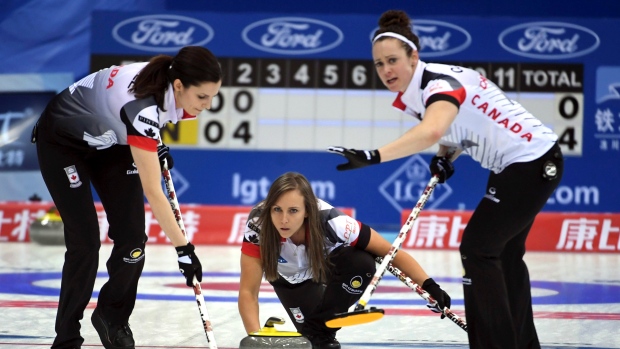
left=373, top=10, right=420, bottom=57
left=129, top=46, right=223, bottom=111
left=258, top=172, right=330, bottom=283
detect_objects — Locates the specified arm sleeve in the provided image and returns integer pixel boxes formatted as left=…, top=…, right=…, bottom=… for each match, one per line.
left=353, top=223, right=372, bottom=250
left=120, top=99, right=160, bottom=151
left=241, top=205, right=262, bottom=258
left=426, top=91, right=463, bottom=109
left=421, top=72, right=466, bottom=110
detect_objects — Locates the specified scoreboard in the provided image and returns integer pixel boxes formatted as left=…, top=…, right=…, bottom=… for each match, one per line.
left=92, top=55, right=584, bottom=156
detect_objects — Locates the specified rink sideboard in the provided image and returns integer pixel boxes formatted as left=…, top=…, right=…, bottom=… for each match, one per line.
left=0, top=201, right=617, bottom=253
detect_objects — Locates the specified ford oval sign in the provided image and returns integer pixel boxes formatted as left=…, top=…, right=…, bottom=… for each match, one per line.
left=413, top=20, right=471, bottom=57
left=370, top=20, right=471, bottom=58
left=499, top=21, right=600, bottom=59
left=242, top=17, right=344, bottom=55
left=112, top=14, right=214, bottom=52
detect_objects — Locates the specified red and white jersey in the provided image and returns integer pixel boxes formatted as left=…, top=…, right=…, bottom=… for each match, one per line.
left=393, top=60, right=557, bottom=173
left=241, top=199, right=371, bottom=284
left=44, top=62, right=195, bottom=151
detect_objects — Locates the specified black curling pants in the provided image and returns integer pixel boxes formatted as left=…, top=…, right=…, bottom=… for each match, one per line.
left=36, top=116, right=147, bottom=349
left=459, top=143, right=563, bottom=349
left=270, top=246, right=376, bottom=338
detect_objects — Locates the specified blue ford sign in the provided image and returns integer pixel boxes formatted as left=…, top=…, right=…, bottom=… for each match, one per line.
left=112, top=14, right=214, bottom=52
left=241, top=17, right=344, bottom=55
left=413, top=20, right=472, bottom=57
left=499, top=21, right=600, bottom=59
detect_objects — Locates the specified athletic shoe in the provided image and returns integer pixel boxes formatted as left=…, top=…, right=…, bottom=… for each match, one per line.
left=306, top=334, right=341, bottom=349
left=91, top=307, right=135, bottom=349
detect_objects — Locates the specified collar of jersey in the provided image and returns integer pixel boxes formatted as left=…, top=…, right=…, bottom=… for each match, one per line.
left=158, top=84, right=197, bottom=127
left=398, top=60, right=427, bottom=113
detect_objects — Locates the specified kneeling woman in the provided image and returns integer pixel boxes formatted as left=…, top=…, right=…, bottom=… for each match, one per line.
left=238, top=172, right=451, bottom=349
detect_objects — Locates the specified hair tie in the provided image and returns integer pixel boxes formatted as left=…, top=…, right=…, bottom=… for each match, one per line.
left=373, top=32, right=418, bottom=51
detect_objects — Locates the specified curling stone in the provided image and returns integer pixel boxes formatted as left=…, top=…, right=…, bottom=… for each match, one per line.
left=29, top=206, right=65, bottom=245
left=239, top=316, right=311, bottom=349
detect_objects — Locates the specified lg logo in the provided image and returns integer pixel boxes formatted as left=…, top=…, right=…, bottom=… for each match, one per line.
left=379, top=155, right=452, bottom=213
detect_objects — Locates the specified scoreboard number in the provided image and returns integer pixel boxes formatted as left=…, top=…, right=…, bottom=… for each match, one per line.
left=351, top=64, right=368, bottom=86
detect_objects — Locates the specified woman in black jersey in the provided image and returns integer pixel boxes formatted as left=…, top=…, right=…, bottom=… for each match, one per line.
left=238, top=172, right=451, bottom=349
left=33, top=46, right=222, bottom=349
left=328, top=10, right=563, bottom=349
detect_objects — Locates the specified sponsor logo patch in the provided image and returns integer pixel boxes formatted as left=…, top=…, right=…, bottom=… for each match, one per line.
left=127, top=162, right=138, bottom=175
left=484, top=187, right=500, bottom=203
left=138, top=115, right=159, bottom=128
left=342, top=275, right=364, bottom=294
left=132, top=106, right=159, bottom=139
left=290, top=307, right=305, bottom=323
left=123, top=248, right=145, bottom=263
left=64, top=165, right=82, bottom=188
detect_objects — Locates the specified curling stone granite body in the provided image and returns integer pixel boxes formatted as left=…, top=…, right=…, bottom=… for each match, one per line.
left=29, top=212, right=65, bottom=245
left=239, top=334, right=312, bottom=348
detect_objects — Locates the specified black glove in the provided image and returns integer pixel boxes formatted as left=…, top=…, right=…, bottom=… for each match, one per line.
left=176, top=243, right=202, bottom=287
left=422, top=278, right=451, bottom=319
left=327, top=146, right=381, bottom=171
left=157, top=143, right=174, bottom=170
left=429, top=155, right=454, bottom=183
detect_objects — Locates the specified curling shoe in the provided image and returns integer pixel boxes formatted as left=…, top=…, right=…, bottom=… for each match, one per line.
left=307, top=334, right=341, bottom=349
left=91, top=307, right=135, bottom=349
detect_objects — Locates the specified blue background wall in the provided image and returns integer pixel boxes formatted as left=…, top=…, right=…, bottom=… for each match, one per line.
left=2, top=0, right=619, bottom=80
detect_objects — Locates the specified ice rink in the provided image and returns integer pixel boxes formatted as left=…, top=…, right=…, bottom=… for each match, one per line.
left=1, top=243, right=619, bottom=349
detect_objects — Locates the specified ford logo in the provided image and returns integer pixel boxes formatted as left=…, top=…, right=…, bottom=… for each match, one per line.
left=112, top=14, right=214, bottom=52
left=242, top=17, right=344, bottom=55
left=499, top=21, right=600, bottom=59
left=414, top=20, right=471, bottom=57
left=370, top=20, right=471, bottom=58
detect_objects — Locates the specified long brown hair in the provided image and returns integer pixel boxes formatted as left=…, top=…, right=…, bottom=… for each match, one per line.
left=129, top=46, right=222, bottom=111
left=373, top=10, right=420, bottom=57
left=258, top=172, right=330, bottom=283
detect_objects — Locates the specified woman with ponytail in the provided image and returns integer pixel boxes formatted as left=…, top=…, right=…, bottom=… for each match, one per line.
left=32, top=46, right=222, bottom=349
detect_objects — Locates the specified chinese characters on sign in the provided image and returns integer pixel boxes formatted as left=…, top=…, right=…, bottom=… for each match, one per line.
left=400, top=210, right=620, bottom=253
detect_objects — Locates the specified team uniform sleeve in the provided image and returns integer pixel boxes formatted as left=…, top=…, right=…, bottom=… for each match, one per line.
left=353, top=223, right=372, bottom=250
left=120, top=99, right=160, bottom=151
left=422, top=75, right=466, bottom=110
left=241, top=206, right=262, bottom=258
left=324, top=206, right=372, bottom=250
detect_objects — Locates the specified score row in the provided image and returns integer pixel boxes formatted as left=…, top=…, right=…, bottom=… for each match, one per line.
left=92, top=55, right=583, bottom=93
